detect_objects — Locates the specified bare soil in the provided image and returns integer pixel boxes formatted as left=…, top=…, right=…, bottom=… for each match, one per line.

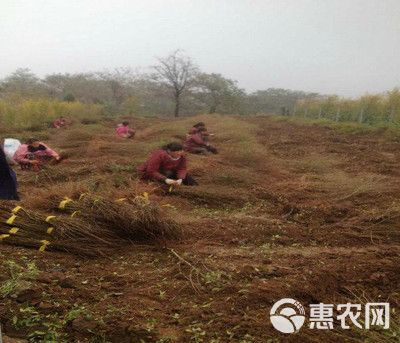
left=0, top=115, right=399, bottom=342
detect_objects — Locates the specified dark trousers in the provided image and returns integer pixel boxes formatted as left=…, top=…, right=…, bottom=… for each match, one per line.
left=188, top=145, right=218, bottom=155
left=164, top=171, right=198, bottom=186
left=0, top=170, right=19, bottom=200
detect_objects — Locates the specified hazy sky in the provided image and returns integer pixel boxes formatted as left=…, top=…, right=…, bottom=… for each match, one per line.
left=0, top=0, right=399, bottom=97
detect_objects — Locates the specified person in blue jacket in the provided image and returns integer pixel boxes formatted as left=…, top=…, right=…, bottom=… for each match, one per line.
left=0, top=147, right=19, bottom=200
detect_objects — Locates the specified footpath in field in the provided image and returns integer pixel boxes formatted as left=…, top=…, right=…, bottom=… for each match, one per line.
left=0, top=115, right=399, bottom=342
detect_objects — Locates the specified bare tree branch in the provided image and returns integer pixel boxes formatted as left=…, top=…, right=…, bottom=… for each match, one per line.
left=153, top=50, right=198, bottom=117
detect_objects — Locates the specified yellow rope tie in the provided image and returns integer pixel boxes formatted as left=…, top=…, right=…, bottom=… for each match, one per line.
left=6, top=214, right=17, bottom=225
left=45, top=215, right=56, bottom=223
left=79, top=193, right=87, bottom=201
left=139, top=192, right=150, bottom=203
left=47, top=227, right=54, bottom=234
left=162, top=204, right=176, bottom=209
left=12, top=206, right=23, bottom=214
left=59, top=198, right=73, bottom=209
left=39, top=240, right=50, bottom=252
left=0, top=234, right=10, bottom=240
left=70, top=211, right=80, bottom=218
left=9, top=227, right=19, bottom=234
left=168, top=186, right=174, bottom=193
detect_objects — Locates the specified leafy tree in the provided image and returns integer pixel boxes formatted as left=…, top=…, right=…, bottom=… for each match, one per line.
left=194, top=73, right=244, bottom=114
left=63, top=93, right=75, bottom=102
left=0, top=68, right=47, bottom=98
left=245, top=88, right=320, bottom=115
left=44, top=73, right=112, bottom=104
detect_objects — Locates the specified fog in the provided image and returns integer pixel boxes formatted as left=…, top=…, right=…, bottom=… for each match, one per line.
left=1, top=0, right=399, bottom=97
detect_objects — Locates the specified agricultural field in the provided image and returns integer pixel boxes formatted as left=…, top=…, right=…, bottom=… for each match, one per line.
left=0, top=115, right=399, bottom=342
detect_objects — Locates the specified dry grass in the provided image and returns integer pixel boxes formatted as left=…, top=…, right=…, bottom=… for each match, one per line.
left=2, top=114, right=398, bottom=342
left=0, top=190, right=182, bottom=257
left=0, top=203, right=114, bottom=256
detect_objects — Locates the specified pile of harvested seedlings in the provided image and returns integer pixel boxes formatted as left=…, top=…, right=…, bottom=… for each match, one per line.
left=0, top=194, right=181, bottom=257
left=0, top=204, right=114, bottom=256
left=49, top=193, right=182, bottom=241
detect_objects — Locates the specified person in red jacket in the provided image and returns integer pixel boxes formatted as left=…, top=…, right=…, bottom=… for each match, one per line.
left=53, top=116, right=67, bottom=129
left=184, top=127, right=218, bottom=155
left=187, top=122, right=213, bottom=140
left=188, top=122, right=205, bottom=135
left=138, top=142, right=197, bottom=186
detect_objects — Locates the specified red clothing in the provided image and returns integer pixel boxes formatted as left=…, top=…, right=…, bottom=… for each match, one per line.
left=188, top=127, right=210, bottom=136
left=138, top=149, right=187, bottom=181
left=14, top=143, right=59, bottom=164
left=116, top=125, right=134, bottom=137
left=53, top=118, right=66, bottom=128
left=184, top=133, right=208, bottom=152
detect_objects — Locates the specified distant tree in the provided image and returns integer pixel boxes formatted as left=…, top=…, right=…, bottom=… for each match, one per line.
left=44, top=73, right=112, bottom=104
left=194, top=73, right=244, bottom=114
left=386, top=88, right=400, bottom=122
left=246, top=88, right=321, bottom=115
left=124, top=74, right=173, bottom=116
left=359, top=94, right=384, bottom=124
left=122, top=96, right=139, bottom=115
left=97, top=68, right=137, bottom=106
left=0, top=68, right=47, bottom=98
left=63, top=93, right=75, bottom=102
left=153, top=50, right=198, bottom=117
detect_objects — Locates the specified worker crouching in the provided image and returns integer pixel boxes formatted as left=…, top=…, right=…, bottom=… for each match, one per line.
left=116, top=121, right=135, bottom=138
left=184, top=127, right=218, bottom=155
left=138, top=142, right=198, bottom=186
left=13, top=138, right=60, bottom=171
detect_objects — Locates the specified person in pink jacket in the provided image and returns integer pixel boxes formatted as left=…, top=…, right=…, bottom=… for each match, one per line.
left=14, top=138, right=60, bottom=170
left=116, top=121, right=135, bottom=138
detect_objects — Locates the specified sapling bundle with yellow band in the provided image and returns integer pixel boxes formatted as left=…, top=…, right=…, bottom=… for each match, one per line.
left=0, top=203, right=115, bottom=256
left=48, top=194, right=182, bottom=242
left=0, top=193, right=181, bottom=256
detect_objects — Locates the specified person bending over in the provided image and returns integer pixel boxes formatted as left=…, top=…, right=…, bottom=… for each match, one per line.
left=184, top=127, right=218, bottom=155
left=53, top=116, right=67, bottom=129
left=187, top=122, right=213, bottom=141
left=0, top=147, right=19, bottom=200
left=138, top=142, right=197, bottom=186
left=14, top=138, right=60, bottom=171
left=116, top=121, right=135, bottom=138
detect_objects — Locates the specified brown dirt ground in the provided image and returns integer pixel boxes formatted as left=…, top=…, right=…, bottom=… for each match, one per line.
left=0, top=115, right=399, bottom=342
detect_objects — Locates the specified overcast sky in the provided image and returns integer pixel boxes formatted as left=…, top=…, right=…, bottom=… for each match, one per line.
left=0, top=0, right=399, bottom=97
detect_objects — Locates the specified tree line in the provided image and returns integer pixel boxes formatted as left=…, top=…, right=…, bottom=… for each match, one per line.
left=0, top=51, right=319, bottom=118
left=0, top=50, right=399, bottom=124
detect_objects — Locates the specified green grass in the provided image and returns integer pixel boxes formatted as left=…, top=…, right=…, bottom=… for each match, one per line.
left=0, top=99, right=104, bottom=131
left=270, top=115, right=400, bottom=137
left=0, top=260, right=39, bottom=297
